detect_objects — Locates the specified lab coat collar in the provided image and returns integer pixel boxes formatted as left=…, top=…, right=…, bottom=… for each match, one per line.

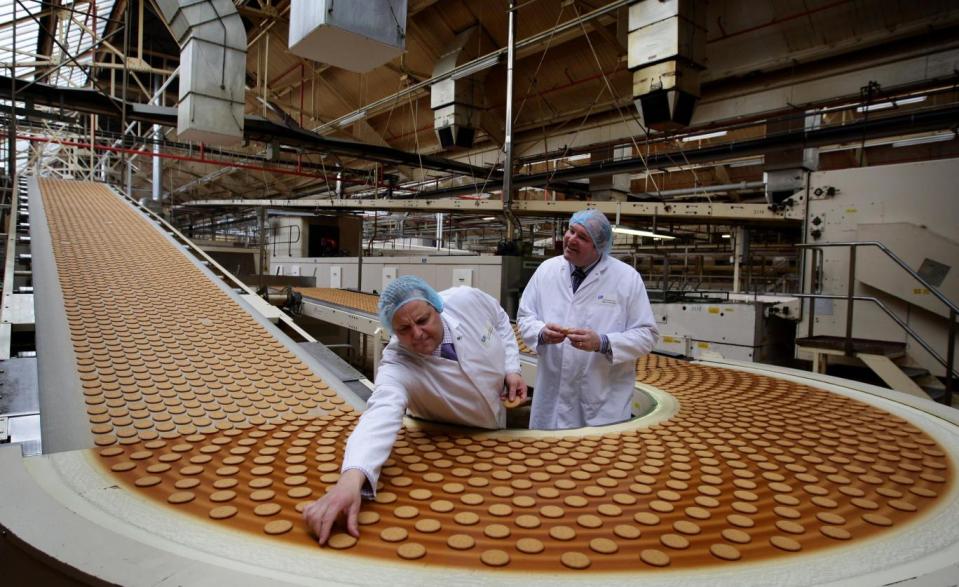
left=571, top=255, right=608, bottom=293
left=441, top=312, right=463, bottom=341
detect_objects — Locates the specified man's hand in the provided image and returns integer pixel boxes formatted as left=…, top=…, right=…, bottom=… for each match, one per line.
left=566, top=327, right=601, bottom=352
left=539, top=322, right=568, bottom=344
left=501, top=372, right=528, bottom=407
left=302, top=468, right=367, bottom=545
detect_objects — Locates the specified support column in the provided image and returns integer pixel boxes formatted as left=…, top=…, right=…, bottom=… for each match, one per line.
left=732, top=226, right=747, bottom=293
left=502, top=1, right=517, bottom=240
left=152, top=78, right=162, bottom=202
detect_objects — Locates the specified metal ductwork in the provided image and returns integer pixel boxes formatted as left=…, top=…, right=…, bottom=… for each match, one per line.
left=288, top=0, right=407, bottom=73
left=430, top=26, right=497, bottom=150
left=764, top=111, right=822, bottom=205
left=155, top=0, right=246, bottom=145
left=628, top=0, right=706, bottom=131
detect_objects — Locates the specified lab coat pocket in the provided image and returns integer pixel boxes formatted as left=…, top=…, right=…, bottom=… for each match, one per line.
left=581, top=380, right=606, bottom=419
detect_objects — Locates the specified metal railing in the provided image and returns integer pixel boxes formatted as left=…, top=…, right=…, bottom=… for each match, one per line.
left=270, top=224, right=301, bottom=257
left=798, top=241, right=957, bottom=405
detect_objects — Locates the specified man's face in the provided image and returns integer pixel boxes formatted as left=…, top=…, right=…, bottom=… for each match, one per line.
left=563, top=223, right=600, bottom=267
left=391, top=300, right=444, bottom=355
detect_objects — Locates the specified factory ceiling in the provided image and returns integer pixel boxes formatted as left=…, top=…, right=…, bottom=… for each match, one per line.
left=2, top=0, right=958, bottom=207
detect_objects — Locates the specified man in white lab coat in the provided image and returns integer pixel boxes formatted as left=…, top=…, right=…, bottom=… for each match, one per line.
left=518, top=209, right=658, bottom=430
left=302, top=276, right=527, bottom=545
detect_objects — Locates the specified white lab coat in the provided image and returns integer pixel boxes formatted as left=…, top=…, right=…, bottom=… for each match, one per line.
left=341, top=286, right=520, bottom=495
left=518, top=255, right=658, bottom=429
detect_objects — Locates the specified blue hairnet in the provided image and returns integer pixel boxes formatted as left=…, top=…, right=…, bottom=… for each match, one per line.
left=378, top=275, right=444, bottom=334
left=569, top=209, right=612, bottom=255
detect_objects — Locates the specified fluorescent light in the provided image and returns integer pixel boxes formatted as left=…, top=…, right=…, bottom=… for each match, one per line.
left=681, top=130, right=727, bottom=142
left=482, top=216, right=497, bottom=221
left=891, top=131, right=955, bottom=148
left=612, top=225, right=676, bottom=240
left=856, top=101, right=894, bottom=113
left=337, top=110, right=367, bottom=127
left=451, top=55, right=500, bottom=80
left=895, top=96, right=927, bottom=106
left=855, top=95, right=926, bottom=113
left=727, top=156, right=764, bottom=168
left=721, top=234, right=732, bottom=239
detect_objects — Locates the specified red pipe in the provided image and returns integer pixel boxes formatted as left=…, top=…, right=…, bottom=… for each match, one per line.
left=8, top=133, right=325, bottom=180
left=6, top=133, right=410, bottom=190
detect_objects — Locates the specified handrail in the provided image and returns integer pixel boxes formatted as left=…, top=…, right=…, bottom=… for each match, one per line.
left=792, top=293, right=954, bottom=375
left=798, top=241, right=956, bottom=405
left=270, top=224, right=301, bottom=257
left=794, top=292, right=956, bottom=405
left=796, top=241, right=958, bottom=314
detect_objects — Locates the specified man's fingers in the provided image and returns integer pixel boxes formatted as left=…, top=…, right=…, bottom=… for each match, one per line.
left=303, top=500, right=327, bottom=536
left=346, top=497, right=362, bottom=537
left=317, top=509, right=338, bottom=545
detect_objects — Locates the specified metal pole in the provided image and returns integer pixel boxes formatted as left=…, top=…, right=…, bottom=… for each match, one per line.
left=844, top=244, right=857, bottom=355
left=807, top=248, right=817, bottom=338
left=946, top=309, right=956, bottom=406
left=7, top=0, right=16, bottom=181
left=121, top=1, right=130, bottom=182
left=257, top=207, right=267, bottom=291
left=732, top=226, right=745, bottom=293
left=502, top=1, right=516, bottom=240
left=357, top=216, right=364, bottom=292
left=152, top=75, right=162, bottom=201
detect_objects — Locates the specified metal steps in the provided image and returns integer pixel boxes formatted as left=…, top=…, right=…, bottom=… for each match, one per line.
left=796, top=335, right=906, bottom=357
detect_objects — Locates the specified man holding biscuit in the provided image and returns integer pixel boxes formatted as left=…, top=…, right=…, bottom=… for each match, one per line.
left=518, top=209, right=658, bottom=429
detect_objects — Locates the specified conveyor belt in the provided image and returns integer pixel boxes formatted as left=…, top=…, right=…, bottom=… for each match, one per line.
left=296, top=288, right=379, bottom=316
left=295, top=287, right=537, bottom=355
left=5, top=178, right=958, bottom=585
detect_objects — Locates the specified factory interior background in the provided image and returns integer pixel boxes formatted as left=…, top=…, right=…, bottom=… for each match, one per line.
left=0, top=0, right=957, bottom=584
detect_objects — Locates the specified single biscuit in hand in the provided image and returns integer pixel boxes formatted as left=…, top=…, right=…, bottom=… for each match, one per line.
left=502, top=397, right=525, bottom=409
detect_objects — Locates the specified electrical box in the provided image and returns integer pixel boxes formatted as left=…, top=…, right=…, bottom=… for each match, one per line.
left=383, top=267, right=398, bottom=289
left=330, top=266, right=342, bottom=289
left=452, top=268, right=473, bottom=287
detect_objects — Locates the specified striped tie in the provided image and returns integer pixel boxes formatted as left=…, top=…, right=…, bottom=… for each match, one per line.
left=571, top=268, right=586, bottom=293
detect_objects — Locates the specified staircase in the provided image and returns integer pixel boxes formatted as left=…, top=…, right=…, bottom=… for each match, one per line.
left=797, top=241, right=957, bottom=406
left=797, top=335, right=949, bottom=402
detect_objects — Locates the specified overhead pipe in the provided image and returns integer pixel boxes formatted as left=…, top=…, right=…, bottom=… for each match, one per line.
left=408, top=104, right=959, bottom=198
left=6, top=133, right=332, bottom=181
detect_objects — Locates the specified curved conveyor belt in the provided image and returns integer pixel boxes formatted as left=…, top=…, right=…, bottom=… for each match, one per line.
left=1, top=178, right=957, bottom=586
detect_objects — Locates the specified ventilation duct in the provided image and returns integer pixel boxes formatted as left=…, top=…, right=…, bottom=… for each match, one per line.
left=289, top=0, right=407, bottom=73
left=628, top=0, right=706, bottom=131
left=764, top=112, right=822, bottom=205
left=430, top=26, right=497, bottom=150
left=154, top=0, right=246, bottom=145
